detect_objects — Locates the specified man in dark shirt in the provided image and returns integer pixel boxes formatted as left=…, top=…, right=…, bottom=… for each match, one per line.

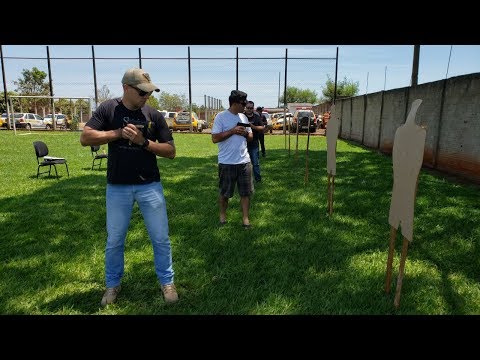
left=256, top=106, right=267, bottom=157
left=245, top=101, right=265, bottom=182
left=80, top=68, right=178, bottom=307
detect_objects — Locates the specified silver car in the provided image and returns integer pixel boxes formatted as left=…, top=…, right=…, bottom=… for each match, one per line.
left=11, top=113, right=45, bottom=130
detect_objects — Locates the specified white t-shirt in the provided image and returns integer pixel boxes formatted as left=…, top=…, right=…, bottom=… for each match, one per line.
left=212, top=110, right=251, bottom=164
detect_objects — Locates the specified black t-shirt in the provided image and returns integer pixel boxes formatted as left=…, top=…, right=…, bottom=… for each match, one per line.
left=244, top=112, right=263, bottom=149
left=259, top=114, right=267, bottom=127
left=85, top=98, right=173, bottom=184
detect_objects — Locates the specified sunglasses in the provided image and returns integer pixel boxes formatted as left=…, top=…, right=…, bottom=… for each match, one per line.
left=129, top=85, right=152, bottom=97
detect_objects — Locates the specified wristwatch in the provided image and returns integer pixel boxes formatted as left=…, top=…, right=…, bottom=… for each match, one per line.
left=141, top=138, right=149, bottom=150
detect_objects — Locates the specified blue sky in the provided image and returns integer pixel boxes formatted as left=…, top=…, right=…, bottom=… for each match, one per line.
left=2, top=45, right=479, bottom=109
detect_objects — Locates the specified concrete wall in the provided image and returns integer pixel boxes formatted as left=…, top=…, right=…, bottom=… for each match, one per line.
left=408, top=79, right=444, bottom=166
left=340, top=98, right=351, bottom=138
left=379, top=87, right=408, bottom=153
left=363, top=91, right=383, bottom=148
left=436, top=74, right=480, bottom=182
left=351, top=96, right=364, bottom=142
left=335, top=73, right=480, bottom=184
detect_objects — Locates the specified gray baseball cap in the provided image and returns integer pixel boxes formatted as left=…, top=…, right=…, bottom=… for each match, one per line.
left=122, top=68, right=160, bottom=92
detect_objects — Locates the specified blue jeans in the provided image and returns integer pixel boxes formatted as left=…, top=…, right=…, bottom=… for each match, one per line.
left=105, top=182, right=174, bottom=288
left=248, top=146, right=261, bottom=181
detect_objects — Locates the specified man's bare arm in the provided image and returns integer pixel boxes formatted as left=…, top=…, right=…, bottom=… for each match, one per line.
left=80, top=125, right=121, bottom=146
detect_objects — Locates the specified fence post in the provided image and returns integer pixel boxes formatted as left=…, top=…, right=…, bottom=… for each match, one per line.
left=46, top=46, right=56, bottom=131
left=91, top=45, right=98, bottom=108
left=0, top=45, right=11, bottom=130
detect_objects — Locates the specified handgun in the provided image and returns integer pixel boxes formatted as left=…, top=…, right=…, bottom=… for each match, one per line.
left=237, top=122, right=251, bottom=127
left=123, top=119, right=146, bottom=145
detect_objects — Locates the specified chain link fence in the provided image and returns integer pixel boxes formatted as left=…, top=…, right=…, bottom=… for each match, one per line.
left=1, top=45, right=337, bottom=131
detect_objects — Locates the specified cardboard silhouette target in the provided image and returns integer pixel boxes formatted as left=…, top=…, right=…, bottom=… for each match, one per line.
left=326, top=104, right=340, bottom=215
left=384, top=99, right=426, bottom=308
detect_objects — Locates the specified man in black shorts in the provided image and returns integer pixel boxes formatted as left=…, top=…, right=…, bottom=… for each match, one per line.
left=211, top=90, right=254, bottom=228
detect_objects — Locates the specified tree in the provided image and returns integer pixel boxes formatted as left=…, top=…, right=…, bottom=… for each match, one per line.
left=146, top=95, right=160, bottom=110
left=75, top=99, right=90, bottom=122
left=158, top=91, right=188, bottom=111
left=13, top=67, right=49, bottom=95
left=321, top=75, right=359, bottom=102
left=0, top=91, right=19, bottom=113
left=13, top=67, right=50, bottom=113
left=279, top=86, right=318, bottom=105
left=97, top=85, right=113, bottom=104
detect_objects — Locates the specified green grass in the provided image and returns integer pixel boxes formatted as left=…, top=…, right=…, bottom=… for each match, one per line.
left=0, top=130, right=479, bottom=315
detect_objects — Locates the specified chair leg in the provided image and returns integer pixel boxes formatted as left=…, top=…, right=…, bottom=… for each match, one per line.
left=48, top=165, right=52, bottom=177
left=65, top=163, right=69, bottom=177
left=53, top=165, right=59, bottom=179
left=91, top=159, right=95, bottom=170
left=37, top=166, right=40, bottom=178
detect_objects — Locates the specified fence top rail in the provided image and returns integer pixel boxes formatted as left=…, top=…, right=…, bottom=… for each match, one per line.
left=7, top=95, right=91, bottom=100
left=3, top=56, right=336, bottom=61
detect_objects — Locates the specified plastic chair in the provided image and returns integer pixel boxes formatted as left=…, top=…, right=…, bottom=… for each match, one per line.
left=91, top=145, right=108, bottom=170
left=33, top=141, right=69, bottom=179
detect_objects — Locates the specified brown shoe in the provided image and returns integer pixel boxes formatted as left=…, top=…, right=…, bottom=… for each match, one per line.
left=101, top=285, right=121, bottom=307
left=161, top=283, right=179, bottom=304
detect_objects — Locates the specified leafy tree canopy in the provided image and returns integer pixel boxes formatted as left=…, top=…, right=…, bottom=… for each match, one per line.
left=13, top=67, right=49, bottom=96
left=0, top=91, right=19, bottom=113
left=96, top=85, right=113, bottom=104
left=279, top=86, right=318, bottom=105
left=158, top=91, right=188, bottom=111
left=321, top=75, right=359, bottom=102
left=146, top=95, right=160, bottom=109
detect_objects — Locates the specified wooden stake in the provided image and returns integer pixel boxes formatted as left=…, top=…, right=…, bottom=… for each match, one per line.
left=394, top=237, right=409, bottom=308
left=327, top=172, right=331, bottom=213
left=330, top=174, right=335, bottom=215
left=304, top=148, right=309, bottom=184
left=385, top=226, right=397, bottom=293
left=304, top=123, right=311, bottom=184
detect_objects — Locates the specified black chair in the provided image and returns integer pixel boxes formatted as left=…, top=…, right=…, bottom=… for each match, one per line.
left=33, top=141, right=69, bottom=179
left=91, top=145, right=108, bottom=170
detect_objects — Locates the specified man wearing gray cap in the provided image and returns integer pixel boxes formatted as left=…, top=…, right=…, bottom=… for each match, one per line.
left=211, top=90, right=254, bottom=228
left=80, top=68, right=179, bottom=306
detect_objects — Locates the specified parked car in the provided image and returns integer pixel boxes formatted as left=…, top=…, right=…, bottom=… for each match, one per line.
left=258, top=111, right=272, bottom=133
left=0, top=113, right=12, bottom=128
left=164, top=111, right=177, bottom=129
left=173, top=111, right=203, bottom=132
left=44, top=113, right=69, bottom=129
left=272, top=114, right=293, bottom=130
left=292, top=110, right=317, bottom=133
left=10, top=112, right=45, bottom=130
left=197, top=118, right=208, bottom=130
left=271, top=112, right=293, bottom=123
left=321, top=111, right=331, bottom=129
left=158, top=110, right=168, bottom=124
left=316, top=113, right=324, bottom=129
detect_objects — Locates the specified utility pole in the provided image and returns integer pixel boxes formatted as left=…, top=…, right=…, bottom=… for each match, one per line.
left=365, top=72, right=369, bottom=95
left=384, top=66, right=387, bottom=91
left=277, top=72, right=280, bottom=108
left=445, top=45, right=453, bottom=79
left=411, top=45, right=420, bottom=86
